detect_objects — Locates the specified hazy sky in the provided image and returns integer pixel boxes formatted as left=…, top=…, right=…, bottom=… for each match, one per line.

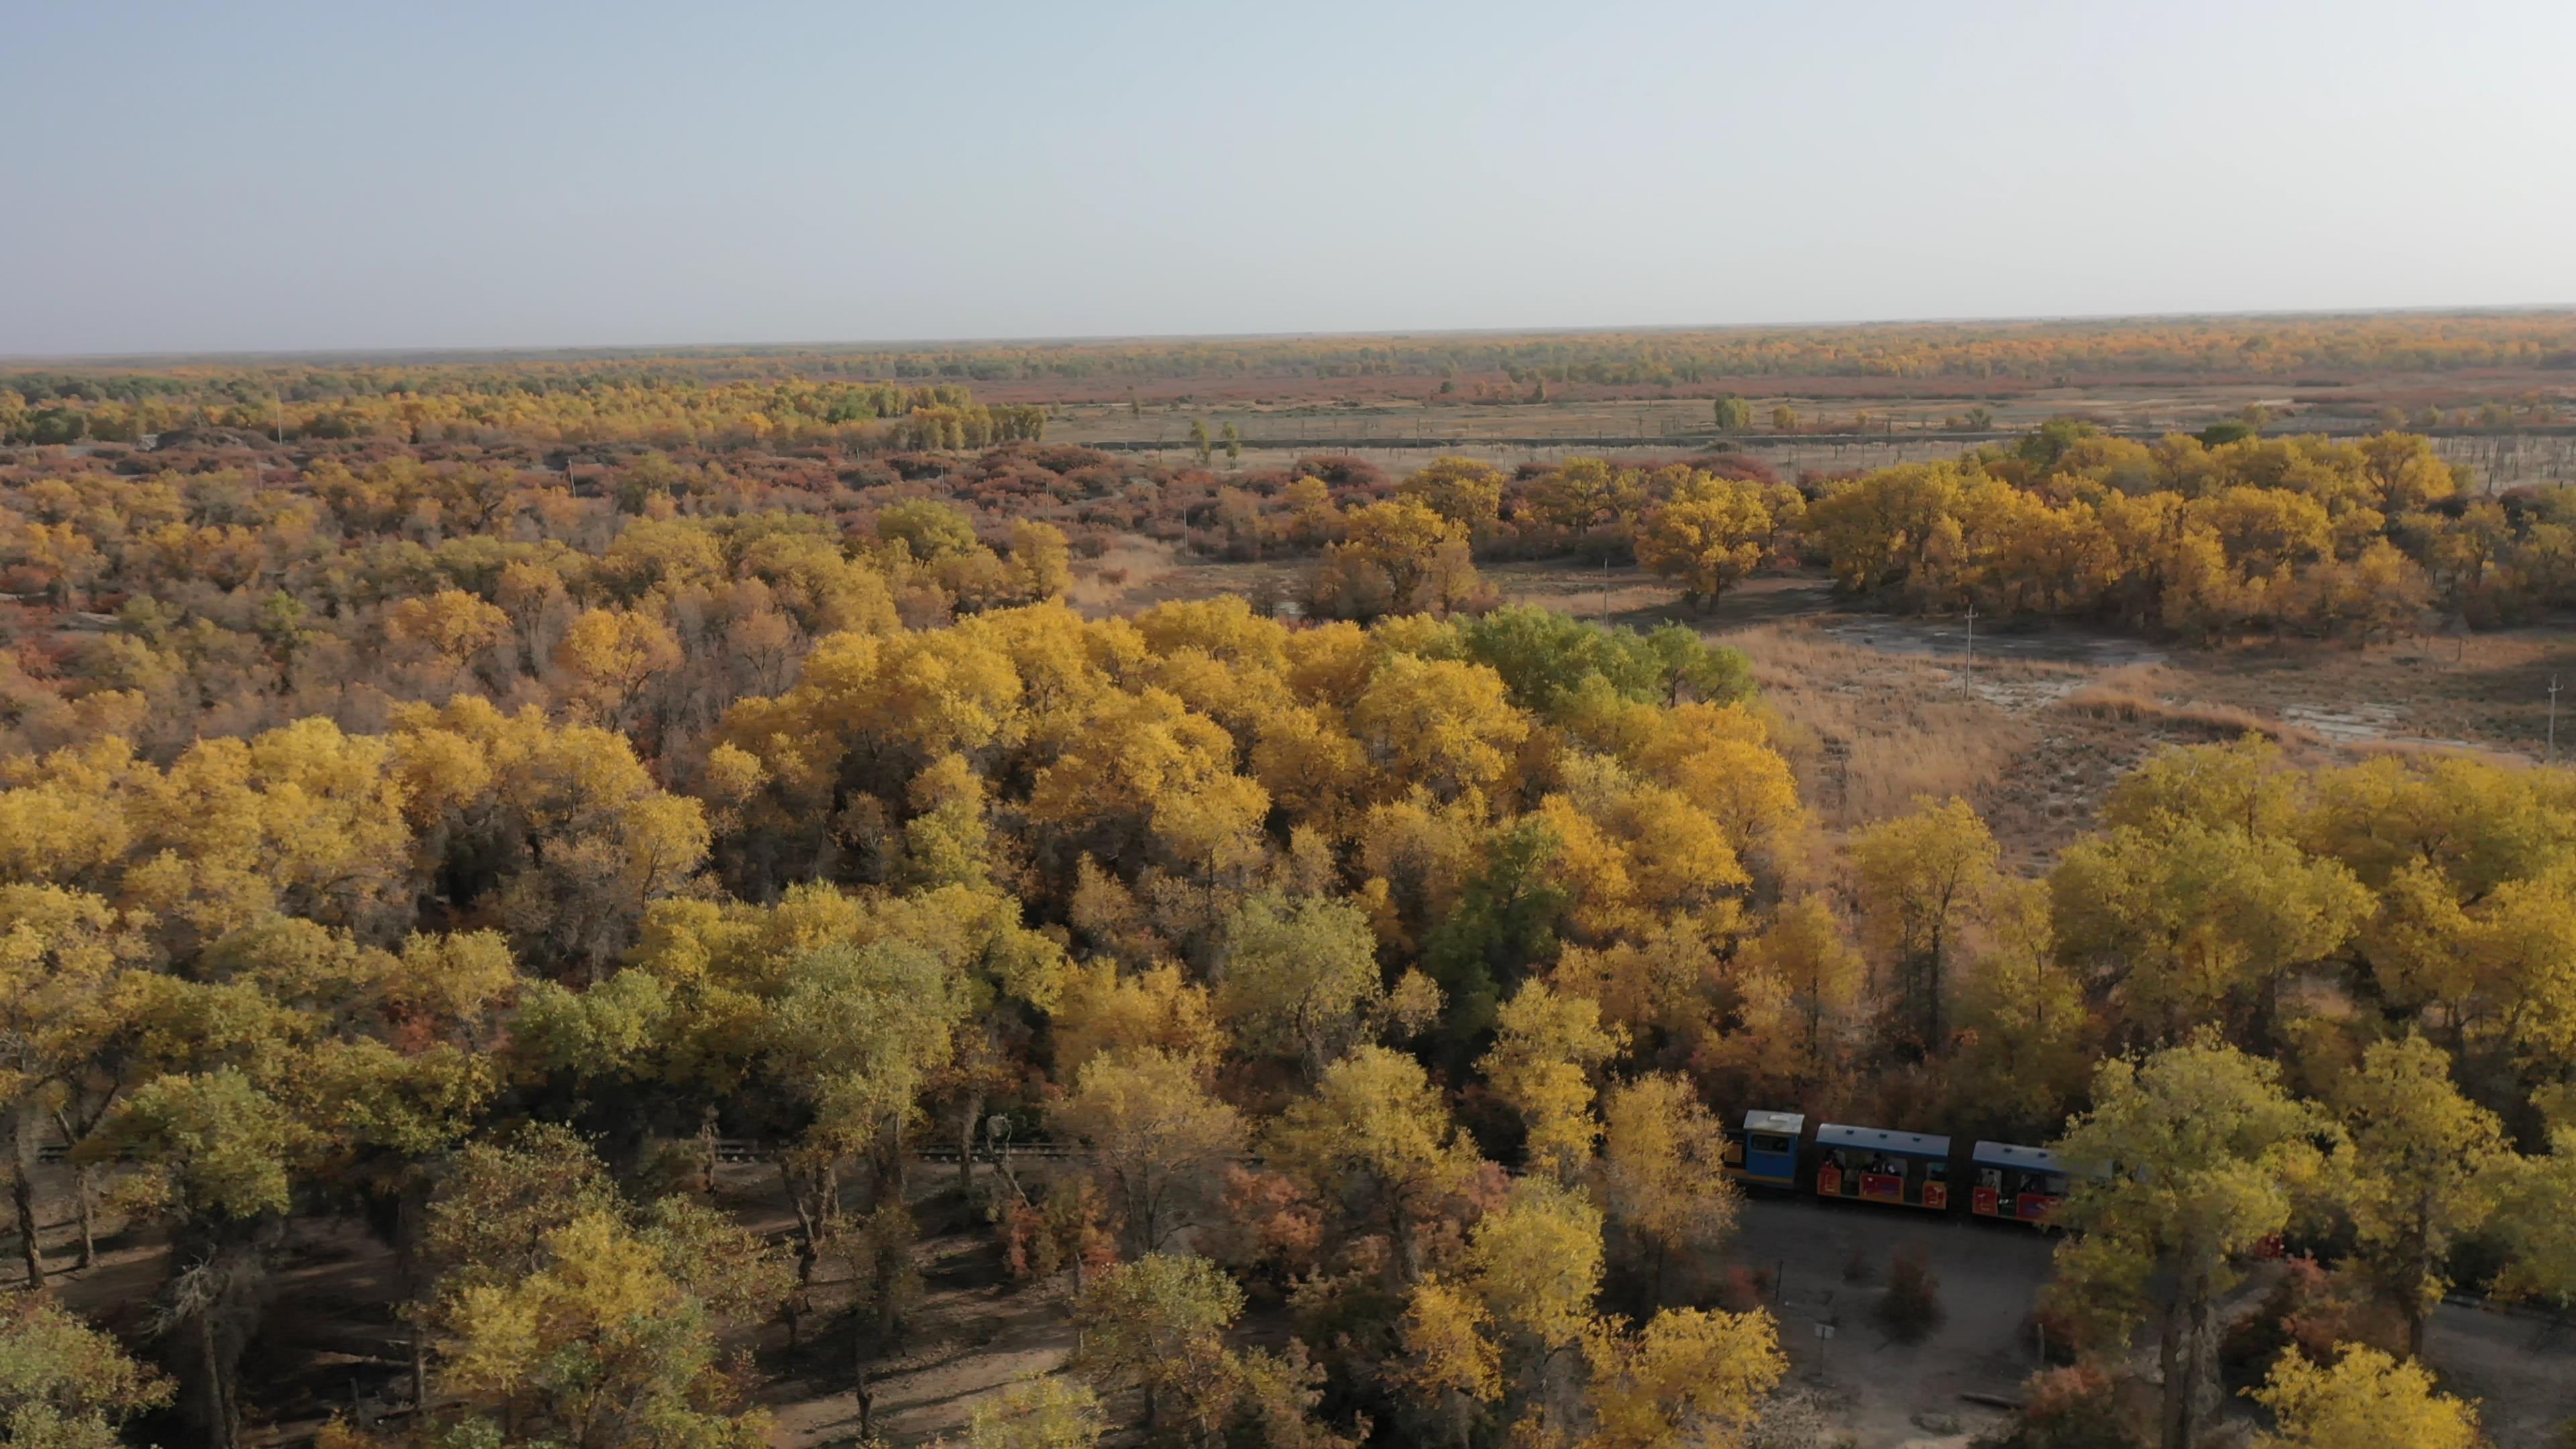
left=7, top=0, right=2573, bottom=356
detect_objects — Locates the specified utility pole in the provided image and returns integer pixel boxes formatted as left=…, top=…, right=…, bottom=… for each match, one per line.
left=2551, top=677, right=2562, bottom=763
left=1962, top=603, right=1977, bottom=687
left=1601, top=556, right=1611, bottom=624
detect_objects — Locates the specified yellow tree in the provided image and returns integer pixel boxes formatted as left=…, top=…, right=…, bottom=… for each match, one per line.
left=1269, top=1044, right=1481, bottom=1282
left=1947, top=881, right=2093, bottom=1141
left=1399, top=1273, right=1502, bottom=1444
left=1463, top=1176, right=1605, bottom=1417
left=964, top=1377, right=1107, bottom=1449
left=1348, top=653, right=1529, bottom=805
left=435, top=1207, right=785, bottom=1449
left=2249, top=1344, right=2481, bottom=1449
left=1324, top=500, right=1471, bottom=616
left=1730, top=896, right=1864, bottom=1086
left=1849, top=796, right=1998, bottom=1049
left=2051, top=820, right=2367, bottom=1047
left=0, top=885, right=142, bottom=1286
left=1578, top=1307, right=1785, bottom=1449
left=2491, top=1128, right=2576, bottom=1313
left=1596, top=1075, right=1738, bottom=1303
left=551, top=605, right=683, bottom=729
left=1480, top=981, right=1625, bottom=1179
left=1634, top=477, right=1778, bottom=614
left=1399, top=456, right=1508, bottom=536
left=386, top=588, right=513, bottom=674
left=1050, top=1046, right=1246, bottom=1254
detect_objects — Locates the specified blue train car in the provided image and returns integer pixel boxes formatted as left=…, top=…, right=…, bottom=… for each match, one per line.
left=1814, top=1123, right=1952, bottom=1212
left=1970, top=1141, right=2076, bottom=1226
left=1722, top=1110, right=1804, bottom=1188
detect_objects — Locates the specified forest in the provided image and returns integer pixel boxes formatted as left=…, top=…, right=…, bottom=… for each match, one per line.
left=3, top=369, right=2575, bottom=1449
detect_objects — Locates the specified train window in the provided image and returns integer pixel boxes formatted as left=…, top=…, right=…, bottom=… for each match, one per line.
left=1924, top=1160, right=1947, bottom=1184
left=2039, top=1173, right=2070, bottom=1195
left=1976, top=1167, right=2002, bottom=1190
left=1749, top=1133, right=1792, bottom=1155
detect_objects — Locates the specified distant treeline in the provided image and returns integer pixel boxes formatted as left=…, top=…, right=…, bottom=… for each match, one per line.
left=11, top=312, right=2576, bottom=414
left=0, top=373, right=1047, bottom=451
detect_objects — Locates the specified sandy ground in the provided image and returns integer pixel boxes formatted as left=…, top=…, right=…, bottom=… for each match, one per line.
left=1733, top=1195, right=2056, bottom=1446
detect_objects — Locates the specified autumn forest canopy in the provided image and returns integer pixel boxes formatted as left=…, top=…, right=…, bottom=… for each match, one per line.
left=2, top=335, right=2575, bottom=1449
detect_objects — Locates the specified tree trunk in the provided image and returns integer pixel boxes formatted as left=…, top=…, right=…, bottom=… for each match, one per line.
left=7, top=1104, right=42, bottom=1289
left=2157, top=1304, right=2187, bottom=1449
left=199, top=1308, right=238, bottom=1449
left=956, top=1090, right=981, bottom=1202
left=2159, top=1279, right=2214, bottom=1449
left=51, top=1108, right=93, bottom=1271
left=1390, top=1196, right=1422, bottom=1285
left=70, top=1167, right=93, bottom=1270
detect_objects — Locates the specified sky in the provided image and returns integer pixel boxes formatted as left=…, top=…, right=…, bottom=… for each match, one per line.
left=5, top=0, right=2574, bottom=356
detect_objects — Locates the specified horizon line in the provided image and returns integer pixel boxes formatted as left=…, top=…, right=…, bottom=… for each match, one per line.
left=9, top=301, right=2575, bottom=370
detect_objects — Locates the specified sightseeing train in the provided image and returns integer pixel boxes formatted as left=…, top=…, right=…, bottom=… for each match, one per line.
left=1719, top=1110, right=2090, bottom=1226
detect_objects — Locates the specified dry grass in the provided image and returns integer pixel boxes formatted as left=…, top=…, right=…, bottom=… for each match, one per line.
left=2058, top=665, right=2326, bottom=746
left=1727, top=625, right=2038, bottom=828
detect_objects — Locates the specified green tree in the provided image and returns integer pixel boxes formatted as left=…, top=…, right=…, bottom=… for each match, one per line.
left=1711, top=395, right=1752, bottom=433
left=2488, top=1128, right=2576, bottom=1313
left=0, top=1294, right=172, bottom=1449
left=965, top=1377, right=1107, bottom=1449
left=2334, top=1036, right=2507, bottom=1355
left=97, top=1069, right=304, bottom=1449
left=1214, top=890, right=1383, bottom=1080
left=433, top=1205, right=785, bottom=1449
left=1071, top=1253, right=1244, bottom=1439
left=2047, top=1036, right=2333, bottom=1449
left=1423, top=817, right=1567, bottom=1046
left=2054, top=817, right=2369, bottom=1048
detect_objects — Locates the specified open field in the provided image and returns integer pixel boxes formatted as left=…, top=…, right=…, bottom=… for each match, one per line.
left=1047, top=411, right=2576, bottom=490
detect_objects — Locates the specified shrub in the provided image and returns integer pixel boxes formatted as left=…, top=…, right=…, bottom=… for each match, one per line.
left=1876, top=1244, right=1945, bottom=1344
left=1988, top=1364, right=2141, bottom=1449
left=1719, top=1265, right=1777, bottom=1313
left=2217, top=1256, right=2406, bottom=1393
